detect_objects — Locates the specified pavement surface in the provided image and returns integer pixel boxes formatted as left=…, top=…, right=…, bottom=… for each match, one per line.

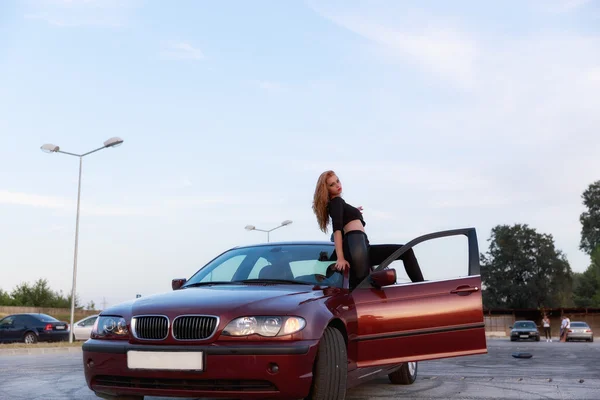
left=0, top=338, right=598, bottom=400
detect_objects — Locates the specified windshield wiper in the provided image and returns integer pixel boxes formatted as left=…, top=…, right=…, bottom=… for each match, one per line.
left=237, top=279, right=309, bottom=285
left=182, top=281, right=241, bottom=288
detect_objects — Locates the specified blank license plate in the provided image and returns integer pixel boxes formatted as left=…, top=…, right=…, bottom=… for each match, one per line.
left=520, top=335, right=528, bottom=338
left=55, top=326, right=66, bottom=330
left=127, top=351, right=204, bottom=371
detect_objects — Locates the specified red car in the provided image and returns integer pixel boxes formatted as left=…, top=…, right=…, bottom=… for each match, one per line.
left=83, top=228, right=487, bottom=400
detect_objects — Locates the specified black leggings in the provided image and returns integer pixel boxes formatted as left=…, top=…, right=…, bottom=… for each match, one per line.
left=342, top=231, right=424, bottom=289
left=544, top=327, right=551, bottom=339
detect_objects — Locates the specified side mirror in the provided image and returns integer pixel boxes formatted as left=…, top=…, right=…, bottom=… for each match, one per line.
left=369, top=269, right=396, bottom=289
left=172, top=278, right=187, bottom=290
left=509, top=326, right=513, bottom=329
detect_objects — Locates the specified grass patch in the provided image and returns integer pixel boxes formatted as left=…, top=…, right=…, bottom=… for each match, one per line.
left=0, top=341, right=83, bottom=349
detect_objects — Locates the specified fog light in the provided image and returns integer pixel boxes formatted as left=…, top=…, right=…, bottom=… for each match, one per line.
left=268, top=363, right=279, bottom=373
left=87, top=359, right=95, bottom=368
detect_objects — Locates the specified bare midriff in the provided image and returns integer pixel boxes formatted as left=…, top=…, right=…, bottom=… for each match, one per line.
left=343, top=219, right=365, bottom=234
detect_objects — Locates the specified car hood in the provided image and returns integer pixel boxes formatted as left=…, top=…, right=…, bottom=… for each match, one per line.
left=104, top=284, right=336, bottom=318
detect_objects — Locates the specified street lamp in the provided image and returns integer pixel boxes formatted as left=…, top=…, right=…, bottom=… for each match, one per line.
left=40, top=137, right=124, bottom=343
left=245, top=219, right=293, bottom=242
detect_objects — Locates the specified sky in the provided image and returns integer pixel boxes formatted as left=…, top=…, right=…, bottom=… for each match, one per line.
left=1, top=0, right=599, bottom=309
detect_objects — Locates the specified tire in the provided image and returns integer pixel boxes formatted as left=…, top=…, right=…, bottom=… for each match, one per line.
left=23, top=332, right=38, bottom=344
left=306, top=327, right=347, bottom=400
left=388, top=361, right=418, bottom=385
left=535, top=336, right=540, bottom=342
left=510, top=338, right=517, bottom=342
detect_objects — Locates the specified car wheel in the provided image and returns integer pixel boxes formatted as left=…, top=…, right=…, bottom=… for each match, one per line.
left=306, top=327, right=347, bottom=400
left=535, top=336, right=540, bottom=342
left=94, top=392, right=143, bottom=400
left=23, top=332, right=38, bottom=344
left=388, top=361, right=418, bottom=385
left=510, top=338, right=517, bottom=342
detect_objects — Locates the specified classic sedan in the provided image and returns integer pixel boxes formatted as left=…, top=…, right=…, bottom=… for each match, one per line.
left=509, top=320, right=540, bottom=342
left=566, top=321, right=594, bottom=342
left=82, top=228, right=487, bottom=400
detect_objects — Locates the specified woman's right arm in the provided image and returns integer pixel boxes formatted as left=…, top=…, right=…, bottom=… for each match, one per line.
left=333, top=231, right=349, bottom=270
left=329, top=197, right=349, bottom=270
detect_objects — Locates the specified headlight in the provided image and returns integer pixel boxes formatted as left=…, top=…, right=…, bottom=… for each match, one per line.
left=222, top=316, right=306, bottom=337
left=91, top=316, right=129, bottom=339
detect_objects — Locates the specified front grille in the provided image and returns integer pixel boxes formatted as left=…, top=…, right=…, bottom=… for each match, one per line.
left=173, top=315, right=218, bottom=340
left=93, top=375, right=277, bottom=392
left=132, top=316, right=169, bottom=340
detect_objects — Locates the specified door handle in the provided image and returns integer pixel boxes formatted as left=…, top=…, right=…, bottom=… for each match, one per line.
left=451, top=286, right=479, bottom=296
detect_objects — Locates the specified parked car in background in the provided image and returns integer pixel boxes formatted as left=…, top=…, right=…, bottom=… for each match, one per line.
left=73, top=314, right=99, bottom=341
left=509, top=320, right=540, bottom=342
left=0, top=313, right=70, bottom=344
left=82, top=228, right=487, bottom=400
left=566, top=321, right=594, bottom=342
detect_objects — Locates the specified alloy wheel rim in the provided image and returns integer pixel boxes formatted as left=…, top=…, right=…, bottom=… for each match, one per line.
left=408, top=362, right=416, bottom=375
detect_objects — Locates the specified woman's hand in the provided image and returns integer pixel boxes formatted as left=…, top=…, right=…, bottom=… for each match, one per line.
left=335, top=258, right=350, bottom=271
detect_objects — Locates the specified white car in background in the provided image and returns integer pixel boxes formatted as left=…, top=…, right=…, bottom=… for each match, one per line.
left=72, top=314, right=99, bottom=341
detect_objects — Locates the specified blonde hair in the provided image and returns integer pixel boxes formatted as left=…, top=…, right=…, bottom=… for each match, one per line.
left=312, top=170, right=336, bottom=233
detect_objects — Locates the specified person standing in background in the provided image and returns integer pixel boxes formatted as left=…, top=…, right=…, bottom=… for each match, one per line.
left=542, top=314, right=552, bottom=342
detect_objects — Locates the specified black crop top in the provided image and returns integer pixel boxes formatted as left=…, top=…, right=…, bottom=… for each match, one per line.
left=328, top=196, right=366, bottom=233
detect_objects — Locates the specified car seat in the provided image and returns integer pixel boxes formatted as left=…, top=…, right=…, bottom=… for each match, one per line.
left=258, top=262, right=294, bottom=280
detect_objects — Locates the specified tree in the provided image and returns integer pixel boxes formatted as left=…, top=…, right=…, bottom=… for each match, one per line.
left=572, top=248, right=600, bottom=307
left=86, top=300, right=96, bottom=311
left=481, top=224, right=573, bottom=309
left=0, top=288, right=12, bottom=306
left=7, top=279, right=81, bottom=308
left=580, top=180, right=600, bottom=255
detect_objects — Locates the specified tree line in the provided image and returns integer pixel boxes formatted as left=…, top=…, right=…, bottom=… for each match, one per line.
left=481, top=180, right=600, bottom=309
left=0, top=278, right=95, bottom=310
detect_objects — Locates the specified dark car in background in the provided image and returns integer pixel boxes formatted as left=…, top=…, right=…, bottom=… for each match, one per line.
left=510, top=320, right=540, bottom=342
left=0, top=313, right=70, bottom=344
left=566, top=321, right=594, bottom=342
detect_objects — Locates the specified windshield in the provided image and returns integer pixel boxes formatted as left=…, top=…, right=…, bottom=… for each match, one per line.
left=36, top=314, right=59, bottom=322
left=514, top=321, right=536, bottom=329
left=570, top=322, right=588, bottom=328
left=183, top=244, right=342, bottom=288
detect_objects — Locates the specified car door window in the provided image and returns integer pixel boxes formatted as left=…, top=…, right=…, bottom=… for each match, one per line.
left=0, top=316, right=14, bottom=328
left=83, top=317, right=98, bottom=327
left=12, top=316, right=26, bottom=328
left=402, top=235, right=469, bottom=282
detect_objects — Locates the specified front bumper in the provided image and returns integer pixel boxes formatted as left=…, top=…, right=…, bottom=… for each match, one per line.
left=566, top=332, right=593, bottom=341
left=511, top=332, right=539, bottom=340
left=82, top=339, right=320, bottom=399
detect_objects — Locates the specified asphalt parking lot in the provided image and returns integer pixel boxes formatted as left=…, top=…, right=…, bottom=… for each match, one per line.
left=0, top=338, right=598, bottom=400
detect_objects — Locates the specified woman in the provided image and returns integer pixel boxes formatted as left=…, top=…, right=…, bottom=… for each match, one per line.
left=312, top=170, right=423, bottom=289
left=542, top=314, right=551, bottom=342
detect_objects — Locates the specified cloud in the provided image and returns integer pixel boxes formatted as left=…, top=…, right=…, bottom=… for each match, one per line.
left=309, top=3, right=478, bottom=89
left=0, top=190, right=287, bottom=217
left=251, top=80, right=286, bottom=93
left=535, top=0, right=593, bottom=13
left=159, top=42, right=204, bottom=61
left=0, top=191, right=67, bottom=209
left=23, top=0, right=139, bottom=27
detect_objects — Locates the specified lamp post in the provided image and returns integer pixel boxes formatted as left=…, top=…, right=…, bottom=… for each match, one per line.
left=40, top=137, right=124, bottom=343
left=245, top=220, right=293, bottom=242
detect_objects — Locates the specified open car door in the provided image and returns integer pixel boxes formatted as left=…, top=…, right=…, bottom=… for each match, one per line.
left=351, top=228, right=487, bottom=368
